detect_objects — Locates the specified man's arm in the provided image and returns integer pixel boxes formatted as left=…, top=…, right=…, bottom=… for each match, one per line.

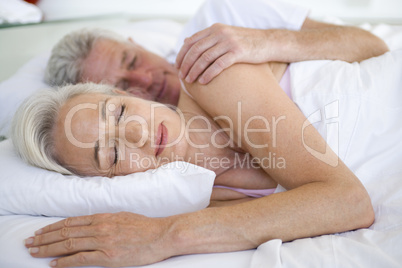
left=176, top=19, right=389, bottom=84
left=273, top=18, right=389, bottom=63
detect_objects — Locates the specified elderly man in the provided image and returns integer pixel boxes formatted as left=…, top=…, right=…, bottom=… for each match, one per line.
left=45, top=0, right=388, bottom=106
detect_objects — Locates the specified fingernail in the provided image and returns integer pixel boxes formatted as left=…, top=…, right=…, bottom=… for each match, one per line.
left=25, top=237, right=34, bottom=245
left=35, top=229, right=42, bottom=235
left=199, top=77, right=206, bottom=84
left=178, top=70, right=183, bottom=79
left=29, top=247, right=39, bottom=254
left=50, top=260, right=57, bottom=267
left=185, top=76, right=191, bottom=83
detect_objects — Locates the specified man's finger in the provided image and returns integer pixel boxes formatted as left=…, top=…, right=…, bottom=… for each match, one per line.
left=199, top=52, right=236, bottom=84
left=185, top=44, right=228, bottom=83
left=179, top=36, right=218, bottom=81
left=175, top=27, right=211, bottom=69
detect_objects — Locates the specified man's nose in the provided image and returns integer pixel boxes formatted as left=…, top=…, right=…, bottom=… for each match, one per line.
left=125, top=70, right=153, bottom=90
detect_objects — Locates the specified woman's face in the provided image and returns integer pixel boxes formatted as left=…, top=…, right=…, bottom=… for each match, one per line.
left=53, top=92, right=188, bottom=177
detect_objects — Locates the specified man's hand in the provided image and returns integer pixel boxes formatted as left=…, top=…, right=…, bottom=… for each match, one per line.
left=175, top=20, right=389, bottom=85
left=176, top=23, right=272, bottom=84
left=24, top=212, right=173, bottom=267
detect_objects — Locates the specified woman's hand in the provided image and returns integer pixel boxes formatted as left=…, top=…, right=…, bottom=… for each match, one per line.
left=24, top=212, right=173, bottom=267
left=176, top=23, right=272, bottom=84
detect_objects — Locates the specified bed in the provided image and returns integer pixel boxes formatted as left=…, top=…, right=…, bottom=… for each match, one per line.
left=1, top=0, right=402, bottom=267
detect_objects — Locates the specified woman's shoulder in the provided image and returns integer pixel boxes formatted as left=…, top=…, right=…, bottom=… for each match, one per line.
left=177, top=86, right=211, bottom=119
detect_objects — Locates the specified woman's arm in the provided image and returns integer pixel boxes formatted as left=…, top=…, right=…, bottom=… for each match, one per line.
left=180, top=62, right=374, bottom=239
left=176, top=19, right=389, bottom=84
left=25, top=63, right=374, bottom=268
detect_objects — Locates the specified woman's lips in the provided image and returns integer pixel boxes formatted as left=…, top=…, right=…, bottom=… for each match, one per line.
left=155, top=123, right=167, bottom=157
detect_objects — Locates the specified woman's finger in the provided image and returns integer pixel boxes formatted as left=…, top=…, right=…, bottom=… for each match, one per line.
left=185, top=43, right=229, bottom=83
left=26, top=225, right=102, bottom=248
left=28, top=237, right=99, bottom=258
left=35, top=215, right=95, bottom=235
left=50, top=251, right=107, bottom=268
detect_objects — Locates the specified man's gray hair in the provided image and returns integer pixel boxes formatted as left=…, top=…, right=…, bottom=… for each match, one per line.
left=11, top=83, right=118, bottom=175
left=44, top=28, right=128, bottom=86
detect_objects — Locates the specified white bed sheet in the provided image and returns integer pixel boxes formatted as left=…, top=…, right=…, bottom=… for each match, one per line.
left=0, top=214, right=255, bottom=268
left=1, top=19, right=402, bottom=268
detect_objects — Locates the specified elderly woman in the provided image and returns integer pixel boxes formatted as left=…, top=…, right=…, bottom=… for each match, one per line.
left=12, top=58, right=374, bottom=267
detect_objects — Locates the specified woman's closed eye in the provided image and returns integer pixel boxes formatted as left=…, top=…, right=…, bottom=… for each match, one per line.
left=114, top=144, right=119, bottom=165
left=114, top=104, right=125, bottom=165
left=118, top=104, right=126, bottom=123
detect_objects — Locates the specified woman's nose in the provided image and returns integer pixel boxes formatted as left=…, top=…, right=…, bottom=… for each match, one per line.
left=118, top=117, right=149, bottom=149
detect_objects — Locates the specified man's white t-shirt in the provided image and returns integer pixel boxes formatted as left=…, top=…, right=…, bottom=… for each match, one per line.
left=167, top=0, right=309, bottom=63
left=167, top=0, right=309, bottom=100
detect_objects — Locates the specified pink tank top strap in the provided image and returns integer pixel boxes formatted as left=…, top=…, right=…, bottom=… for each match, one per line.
left=180, top=79, right=194, bottom=99
left=279, top=65, right=292, bottom=99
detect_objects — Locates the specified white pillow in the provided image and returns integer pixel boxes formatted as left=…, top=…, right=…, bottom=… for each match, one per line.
left=0, top=139, right=215, bottom=217
left=0, top=53, right=49, bottom=138
left=0, top=20, right=215, bottom=219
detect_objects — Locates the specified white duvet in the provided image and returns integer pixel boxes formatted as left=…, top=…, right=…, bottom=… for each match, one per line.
left=255, top=50, right=402, bottom=268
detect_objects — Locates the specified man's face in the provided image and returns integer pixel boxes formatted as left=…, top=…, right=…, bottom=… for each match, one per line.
left=80, top=38, right=181, bottom=106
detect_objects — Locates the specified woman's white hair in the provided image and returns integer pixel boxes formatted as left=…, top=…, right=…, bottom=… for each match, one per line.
left=44, top=28, right=128, bottom=86
left=11, top=83, right=118, bottom=175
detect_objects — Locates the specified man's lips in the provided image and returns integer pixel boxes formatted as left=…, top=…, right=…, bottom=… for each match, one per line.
left=155, top=123, right=167, bottom=157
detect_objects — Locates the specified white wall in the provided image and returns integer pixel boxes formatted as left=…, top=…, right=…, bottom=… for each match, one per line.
left=0, top=17, right=132, bottom=82
left=37, top=0, right=206, bottom=22
left=36, top=0, right=402, bottom=24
